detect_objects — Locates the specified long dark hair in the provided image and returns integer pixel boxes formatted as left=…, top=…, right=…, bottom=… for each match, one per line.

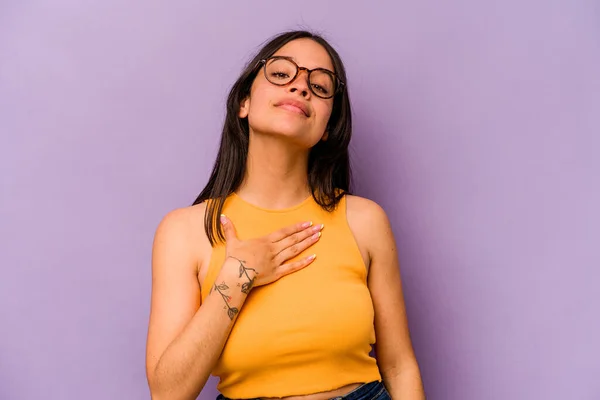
left=193, top=30, right=353, bottom=246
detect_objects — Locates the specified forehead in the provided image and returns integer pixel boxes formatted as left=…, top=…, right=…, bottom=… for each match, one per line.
left=272, top=38, right=334, bottom=71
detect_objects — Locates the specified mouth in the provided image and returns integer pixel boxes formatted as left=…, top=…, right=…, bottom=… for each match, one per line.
left=275, top=101, right=309, bottom=117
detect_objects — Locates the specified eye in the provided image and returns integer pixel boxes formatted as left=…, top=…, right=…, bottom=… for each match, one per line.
left=270, top=71, right=290, bottom=79
left=311, top=84, right=329, bottom=95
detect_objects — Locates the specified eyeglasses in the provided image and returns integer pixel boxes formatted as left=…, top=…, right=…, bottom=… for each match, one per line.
left=257, top=56, right=345, bottom=99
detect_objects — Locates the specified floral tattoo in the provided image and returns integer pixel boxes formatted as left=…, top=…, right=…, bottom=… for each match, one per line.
left=212, top=281, right=239, bottom=320
left=210, top=257, right=258, bottom=320
left=229, top=256, right=258, bottom=294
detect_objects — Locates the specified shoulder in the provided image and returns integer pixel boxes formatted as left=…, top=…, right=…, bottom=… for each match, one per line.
left=344, top=194, right=391, bottom=230
left=154, top=202, right=206, bottom=239
left=153, top=202, right=211, bottom=271
left=344, top=194, right=395, bottom=263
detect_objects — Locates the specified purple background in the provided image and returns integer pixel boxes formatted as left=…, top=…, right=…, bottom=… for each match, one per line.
left=1, top=1, right=599, bottom=399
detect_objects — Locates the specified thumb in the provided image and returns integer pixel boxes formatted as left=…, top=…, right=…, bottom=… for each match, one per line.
left=220, top=214, right=238, bottom=242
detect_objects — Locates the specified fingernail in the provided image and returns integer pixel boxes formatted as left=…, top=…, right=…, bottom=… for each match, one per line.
left=302, top=221, right=313, bottom=228
left=308, top=254, right=316, bottom=260
left=220, top=214, right=227, bottom=225
left=312, top=232, right=321, bottom=240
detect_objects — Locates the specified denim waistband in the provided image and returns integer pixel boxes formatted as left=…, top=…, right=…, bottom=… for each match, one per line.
left=216, top=380, right=389, bottom=400
left=330, top=380, right=387, bottom=400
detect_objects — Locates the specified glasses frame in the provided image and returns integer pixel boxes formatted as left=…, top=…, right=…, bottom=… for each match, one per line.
left=256, top=56, right=345, bottom=99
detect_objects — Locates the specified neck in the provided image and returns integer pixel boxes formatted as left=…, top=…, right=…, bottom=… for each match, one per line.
left=236, top=133, right=311, bottom=209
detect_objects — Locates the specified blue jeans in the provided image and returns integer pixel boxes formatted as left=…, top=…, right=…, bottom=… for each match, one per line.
left=216, top=380, right=391, bottom=400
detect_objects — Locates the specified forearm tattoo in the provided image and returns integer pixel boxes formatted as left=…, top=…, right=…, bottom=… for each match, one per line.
left=210, top=257, right=259, bottom=320
left=229, top=256, right=258, bottom=294
left=212, top=281, right=239, bottom=320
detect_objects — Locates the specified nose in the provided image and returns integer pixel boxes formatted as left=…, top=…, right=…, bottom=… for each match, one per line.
left=288, top=69, right=311, bottom=98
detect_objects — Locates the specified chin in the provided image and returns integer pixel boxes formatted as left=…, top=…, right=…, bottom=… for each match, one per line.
left=249, top=111, right=324, bottom=146
left=255, top=113, right=308, bottom=135
left=273, top=122, right=309, bottom=136
left=253, top=125, right=317, bottom=148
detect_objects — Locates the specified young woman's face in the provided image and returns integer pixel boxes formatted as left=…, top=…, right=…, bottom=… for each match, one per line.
left=239, top=38, right=335, bottom=149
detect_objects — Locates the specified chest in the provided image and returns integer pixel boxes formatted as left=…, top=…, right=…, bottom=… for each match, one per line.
left=196, top=197, right=372, bottom=290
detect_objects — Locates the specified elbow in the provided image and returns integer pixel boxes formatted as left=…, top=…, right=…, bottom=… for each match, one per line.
left=147, top=369, right=166, bottom=400
left=148, top=385, right=171, bottom=400
left=147, top=378, right=161, bottom=400
left=380, top=357, right=421, bottom=380
left=148, top=374, right=198, bottom=400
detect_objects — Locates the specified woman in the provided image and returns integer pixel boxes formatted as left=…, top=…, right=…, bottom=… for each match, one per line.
left=146, top=30, right=425, bottom=400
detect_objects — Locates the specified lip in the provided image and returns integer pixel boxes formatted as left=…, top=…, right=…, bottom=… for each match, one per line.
left=274, top=99, right=310, bottom=117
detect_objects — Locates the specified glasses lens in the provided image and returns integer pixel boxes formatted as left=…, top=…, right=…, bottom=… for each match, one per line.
left=265, top=58, right=296, bottom=85
left=264, top=58, right=337, bottom=98
left=309, top=70, right=335, bottom=98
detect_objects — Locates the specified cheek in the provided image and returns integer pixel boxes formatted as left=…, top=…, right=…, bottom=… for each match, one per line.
left=246, top=99, right=271, bottom=130
left=315, top=104, right=333, bottom=130
left=246, top=85, right=275, bottom=123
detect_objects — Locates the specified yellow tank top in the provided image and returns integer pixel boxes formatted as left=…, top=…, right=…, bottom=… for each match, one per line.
left=201, top=192, right=382, bottom=398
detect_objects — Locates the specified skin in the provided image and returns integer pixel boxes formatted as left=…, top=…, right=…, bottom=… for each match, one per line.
left=146, top=38, right=425, bottom=400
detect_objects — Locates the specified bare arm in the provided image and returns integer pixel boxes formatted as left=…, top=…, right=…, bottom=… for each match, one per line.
left=145, top=209, right=322, bottom=400
left=366, top=202, right=425, bottom=399
left=146, top=209, right=248, bottom=400
left=346, top=196, right=425, bottom=399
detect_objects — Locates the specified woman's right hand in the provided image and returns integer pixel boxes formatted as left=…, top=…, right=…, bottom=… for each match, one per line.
left=219, top=214, right=323, bottom=292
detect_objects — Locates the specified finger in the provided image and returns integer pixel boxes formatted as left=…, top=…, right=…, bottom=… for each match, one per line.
left=278, top=254, right=317, bottom=277
left=273, top=223, right=324, bottom=255
left=268, top=221, right=315, bottom=242
left=274, top=229, right=322, bottom=265
left=220, top=214, right=238, bottom=243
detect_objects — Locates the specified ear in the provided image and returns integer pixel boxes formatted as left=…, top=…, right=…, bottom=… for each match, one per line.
left=321, top=130, right=329, bottom=141
left=238, top=97, right=249, bottom=118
